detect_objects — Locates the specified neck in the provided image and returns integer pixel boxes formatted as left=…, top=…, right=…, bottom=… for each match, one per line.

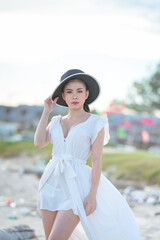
left=67, top=108, right=87, bottom=119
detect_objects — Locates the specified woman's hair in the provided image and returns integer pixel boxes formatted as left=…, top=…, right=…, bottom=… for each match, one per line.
left=83, top=101, right=90, bottom=112
left=62, top=79, right=90, bottom=113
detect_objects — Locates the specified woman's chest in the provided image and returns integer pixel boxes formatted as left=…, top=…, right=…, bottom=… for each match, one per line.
left=50, top=122, right=91, bottom=146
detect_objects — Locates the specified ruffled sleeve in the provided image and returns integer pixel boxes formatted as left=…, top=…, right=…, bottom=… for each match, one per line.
left=48, top=115, right=60, bottom=143
left=91, top=114, right=110, bottom=146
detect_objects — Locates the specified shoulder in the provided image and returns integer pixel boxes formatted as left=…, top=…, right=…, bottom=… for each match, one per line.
left=90, top=114, right=110, bottom=145
left=49, top=114, right=61, bottom=127
left=88, top=114, right=109, bottom=133
left=50, top=114, right=61, bottom=121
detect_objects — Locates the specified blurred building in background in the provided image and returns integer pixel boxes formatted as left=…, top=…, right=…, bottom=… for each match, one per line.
left=0, top=104, right=160, bottom=151
left=0, top=105, right=68, bottom=142
left=103, top=102, right=160, bottom=151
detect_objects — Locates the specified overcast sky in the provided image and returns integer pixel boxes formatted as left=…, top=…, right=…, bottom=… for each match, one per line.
left=0, top=0, right=160, bottom=111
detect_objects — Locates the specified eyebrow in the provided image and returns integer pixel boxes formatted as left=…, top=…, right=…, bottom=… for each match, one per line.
left=66, top=88, right=83, bottom=90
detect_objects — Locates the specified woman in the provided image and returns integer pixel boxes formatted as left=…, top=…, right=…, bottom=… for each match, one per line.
left=34, top=69, right=141, bottom=240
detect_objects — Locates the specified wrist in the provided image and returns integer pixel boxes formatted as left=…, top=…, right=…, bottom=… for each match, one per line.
left=43, top=108, right=51, bottom=115
left=89, top=188, right=97, bottom=197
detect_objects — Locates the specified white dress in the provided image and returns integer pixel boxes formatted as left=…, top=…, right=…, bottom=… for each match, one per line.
left=37, top=113, right=141, bottom=240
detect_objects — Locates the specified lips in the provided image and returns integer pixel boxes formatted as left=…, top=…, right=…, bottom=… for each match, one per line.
left=72, top=102, right=79, bottom=105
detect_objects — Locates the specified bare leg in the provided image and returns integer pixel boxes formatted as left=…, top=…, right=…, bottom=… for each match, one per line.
left=40, top=209, right=58, bottom=239
left=48, top=209, right=80, bottom=240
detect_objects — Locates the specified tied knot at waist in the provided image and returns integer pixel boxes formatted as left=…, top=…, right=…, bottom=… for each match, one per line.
left=39, top=153, right=86, bottom=191
left=50, top=153, right=86, bottom=177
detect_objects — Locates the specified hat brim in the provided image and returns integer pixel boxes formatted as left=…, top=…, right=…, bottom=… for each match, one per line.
left=51, top=73, right=100, bottom=107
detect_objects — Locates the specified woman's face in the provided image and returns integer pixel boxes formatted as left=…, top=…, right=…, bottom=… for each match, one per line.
left=62, top=79, right=89, bottom=110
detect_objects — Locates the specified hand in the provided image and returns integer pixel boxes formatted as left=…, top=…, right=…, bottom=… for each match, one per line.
left=83, top=193, right=97, bottom=216
left=44, top=96, right=59, bottom=113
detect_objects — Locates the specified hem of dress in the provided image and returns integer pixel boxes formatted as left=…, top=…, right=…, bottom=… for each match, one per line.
left=37, top=206, right=79, bottom=216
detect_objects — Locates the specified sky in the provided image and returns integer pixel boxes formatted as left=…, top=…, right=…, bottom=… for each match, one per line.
left=0, top=0, right=160, bottom=111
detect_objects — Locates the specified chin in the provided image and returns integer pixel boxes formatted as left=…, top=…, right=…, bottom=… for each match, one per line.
left=70, top=105, right=82, bottom=110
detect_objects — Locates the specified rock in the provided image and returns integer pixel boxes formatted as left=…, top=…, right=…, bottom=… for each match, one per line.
left=146, top=196, right=158, bottom=205
left=20, top=207, right=31, bottom=216
left=123, top=184, right=160, bottom=205
left=0, top=224, right=36, bottom=240
left=155, top=212, right=160, bottom=216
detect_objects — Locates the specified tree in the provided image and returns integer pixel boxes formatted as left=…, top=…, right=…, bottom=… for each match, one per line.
left=126, top=63, right=160, bottom=113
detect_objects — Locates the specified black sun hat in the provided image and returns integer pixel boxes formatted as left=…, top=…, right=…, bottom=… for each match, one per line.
left=51, top=69, right=100, bottom=107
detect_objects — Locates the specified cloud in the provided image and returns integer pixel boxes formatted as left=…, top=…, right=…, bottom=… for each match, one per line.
left=1, top=0, right=160, bottom=20
left=0, top=12, right=160, bottom=66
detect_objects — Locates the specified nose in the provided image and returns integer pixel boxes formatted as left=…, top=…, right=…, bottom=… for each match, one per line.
left=72, top=92, right=78, bottom=99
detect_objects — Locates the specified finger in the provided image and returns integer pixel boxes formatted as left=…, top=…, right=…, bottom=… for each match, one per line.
left=46, top=96, right=53, bottom=103
left=84, top=200, right=90, bottom=209
left=87, top=210, right=91, bottom=216
left=85, top=205, right=92, bottom=216
left=53, top=96, right=59, bottom=103
left=83, top=200, right=87, bottom=209
left=48, top=97, right=53, bottom=102
left=90, top=205, right=96, bottom=215
left=86, top=207, right=92, bottom=216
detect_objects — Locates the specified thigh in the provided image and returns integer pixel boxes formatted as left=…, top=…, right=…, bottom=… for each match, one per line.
left=49, top=209, right=80, bottom=240
left=40, top=209, right=58, bottom=239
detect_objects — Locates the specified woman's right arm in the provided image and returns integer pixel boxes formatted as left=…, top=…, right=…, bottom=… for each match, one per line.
left=34, top=96, right=59, bottom=148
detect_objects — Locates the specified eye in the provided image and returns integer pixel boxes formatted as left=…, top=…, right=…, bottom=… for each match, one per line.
left=67, top=91, right=72, bottom=93
left=78, top=90, right=83, bottom=93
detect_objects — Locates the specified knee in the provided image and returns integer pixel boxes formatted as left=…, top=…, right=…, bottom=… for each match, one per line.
left=48, top=235, right=54, bottom=240
left=48, top=234, right=64, bottom=240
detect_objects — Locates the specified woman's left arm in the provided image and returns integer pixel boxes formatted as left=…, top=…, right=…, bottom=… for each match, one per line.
left=83, top=127, right=105, bottom=216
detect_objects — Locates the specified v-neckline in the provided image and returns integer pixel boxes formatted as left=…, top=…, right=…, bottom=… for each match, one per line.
left=59, top=114, right=93, bottom=140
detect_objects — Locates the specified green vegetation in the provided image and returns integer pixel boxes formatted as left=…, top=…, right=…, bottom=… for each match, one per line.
left=101, top=150, right=160, bottom=185
left=112, top=62, right=160, bottom=113
left=117, top=63, right=160, bottom=113
left=1, top=140, right=160, bottom=185
left=85, top=148, right=160, bottom=185
left=0, top=140, right=52, bottom=160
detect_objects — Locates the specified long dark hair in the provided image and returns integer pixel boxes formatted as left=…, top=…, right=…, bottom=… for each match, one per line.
left=83, top=101, right=90, bottom=112
left=62, top=79, right=90, bottom=113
